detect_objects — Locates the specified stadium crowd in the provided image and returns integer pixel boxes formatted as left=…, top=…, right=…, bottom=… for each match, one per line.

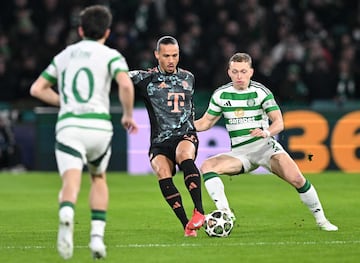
left=0, top=0, right=360, bottom=109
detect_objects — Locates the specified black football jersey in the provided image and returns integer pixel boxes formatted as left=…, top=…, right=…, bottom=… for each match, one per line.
left=130, top=67, right=196, bottom=143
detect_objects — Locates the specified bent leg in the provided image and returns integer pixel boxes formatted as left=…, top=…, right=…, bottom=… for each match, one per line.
left=201, top=154, right=242, bottom=215
left=152, top=155, right=189, bottom=228
left=271, top=153, right=338, bottom=230
left=176, top=140, right=204, bottom=214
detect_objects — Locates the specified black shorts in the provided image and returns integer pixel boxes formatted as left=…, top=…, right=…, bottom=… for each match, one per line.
left=149, top=132, right=199, bottom=166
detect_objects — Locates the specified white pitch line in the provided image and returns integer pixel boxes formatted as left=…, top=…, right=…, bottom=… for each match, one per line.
left=117, top=240, right=360, bottom=248
left=1, top=240, right=359, bottom=250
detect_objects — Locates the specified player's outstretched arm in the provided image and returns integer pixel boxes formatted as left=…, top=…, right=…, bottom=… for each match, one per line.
left=194, top=113, right=220, bottom=132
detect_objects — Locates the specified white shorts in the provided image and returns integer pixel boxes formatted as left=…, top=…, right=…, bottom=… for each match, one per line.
left=223, top=137, right=287, bottom=173
left=55, top=127, right=113, bottom=176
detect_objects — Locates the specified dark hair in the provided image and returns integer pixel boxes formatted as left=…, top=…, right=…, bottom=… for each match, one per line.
left=229, top=53, right=252, bottom=67
left=156, top=36, right=179, bottom=51
left=79, top=5, right=112, bottom=40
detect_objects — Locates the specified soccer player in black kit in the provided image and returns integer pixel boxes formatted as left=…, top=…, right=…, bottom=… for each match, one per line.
left=129, top=36, right=205, bottom=237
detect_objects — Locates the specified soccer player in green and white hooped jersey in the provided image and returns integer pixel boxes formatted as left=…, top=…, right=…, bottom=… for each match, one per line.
left=30, top=5, right=138, bottom=260
left=195, top=52, right=338, bottom=231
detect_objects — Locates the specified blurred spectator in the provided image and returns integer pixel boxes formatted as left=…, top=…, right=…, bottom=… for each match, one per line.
left=305, top=57, right=336, bottom=101
left=302, top=9, right=328, bottom=42
left=271, top=33, right=305, bottom=66
left=211, top=39, right=237, bottom=87
left=0, top=32, right=12, bottom=60
left=334, top=59, right=359, bottom=104
left=238, top=0, right=267, bottom=43
left=252, top=54, right=276, bottom=89
left=36, top=16, right=67, bottom=69
left=0, top=113, right=24, bottom=171
left=265, top=0, right=298, bottom=45
left=133, top=0, right=162, bottom=40
left=0, top=56, right=18, bottom=101
left=8, top=2, right=40, bottom=58
left=277, top=64, right=309, bottom=104
left=16, top=51, right=39, bottom=101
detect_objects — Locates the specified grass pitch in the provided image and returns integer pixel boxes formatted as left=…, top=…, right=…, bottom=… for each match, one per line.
left=0, top=171, right=359, bottom=262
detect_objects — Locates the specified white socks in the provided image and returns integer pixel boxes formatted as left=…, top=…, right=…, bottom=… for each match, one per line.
left=299, top=185, right=327, bottom=224
left=91, top=220, right=106, bottom=238
left=204, top=176, right=231, bottom=211
left=59, top=206, right=74, bottom=223
left=205, top=175, right=330, bottom=226
left=59, top=207, right=105, bottom=237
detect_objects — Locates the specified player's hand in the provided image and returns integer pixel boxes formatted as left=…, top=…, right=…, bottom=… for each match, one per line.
left=250, top=128, right=270, bottom=138
left=121, top=116, right=138, bottom=134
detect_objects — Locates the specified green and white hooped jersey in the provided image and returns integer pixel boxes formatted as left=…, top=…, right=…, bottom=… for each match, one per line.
left=41, top=39, right=129, bottom=133
left=207, top=80, right=280, bottom=149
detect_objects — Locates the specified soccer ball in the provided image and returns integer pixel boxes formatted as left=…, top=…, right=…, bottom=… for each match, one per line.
left=204, top=210, right=234, bottom=237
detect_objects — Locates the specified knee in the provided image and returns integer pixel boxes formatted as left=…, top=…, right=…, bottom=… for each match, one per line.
left=176, top=152, right=194, bottom=164
left=155, top=167, right=173, bottom=180
left=91, top=174, right=107, bottom=184
left=279, top=172, right=305, bottom=188
left=200, top=159, right=215, bottom=174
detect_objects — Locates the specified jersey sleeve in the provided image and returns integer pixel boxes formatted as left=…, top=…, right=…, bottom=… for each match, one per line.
left=41, top=59, right=58, bottom=85
left=109, top=52, right=129, bottom=79
left=128, top=70, right=149, bottom=85
left=258, top=86, right=280, bottom=113
left=206, top=91, right=223, bottom=117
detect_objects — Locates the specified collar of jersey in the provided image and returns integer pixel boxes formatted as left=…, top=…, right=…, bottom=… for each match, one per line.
left=157, top=65, right=177, bottom=75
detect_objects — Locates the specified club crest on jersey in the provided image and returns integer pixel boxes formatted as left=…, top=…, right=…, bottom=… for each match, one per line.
left=158, top=81, right=168, bottom=89
left=234, top=108, right=244, bottom=117
left=182, top=80, right=191, bottom=90
left=247, top=98, right=256, bottom=107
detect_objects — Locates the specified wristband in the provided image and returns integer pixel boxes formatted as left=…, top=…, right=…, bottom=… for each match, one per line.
left=263, top=129, right=270, bottom=137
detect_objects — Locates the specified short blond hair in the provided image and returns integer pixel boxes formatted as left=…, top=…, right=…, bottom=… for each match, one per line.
left=229, top=53, right=252, bottom=67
